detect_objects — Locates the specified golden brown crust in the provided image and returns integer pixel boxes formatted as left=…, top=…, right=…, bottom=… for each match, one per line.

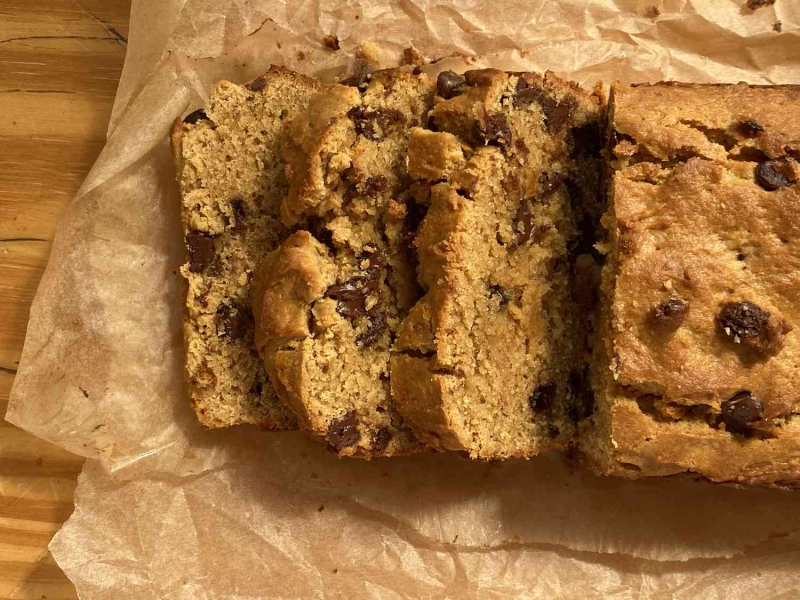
left=587, top=82, right=800, bottom=486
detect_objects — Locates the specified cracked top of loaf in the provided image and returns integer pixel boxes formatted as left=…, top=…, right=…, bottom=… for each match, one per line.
left=592, top=82, right=800, bottom=486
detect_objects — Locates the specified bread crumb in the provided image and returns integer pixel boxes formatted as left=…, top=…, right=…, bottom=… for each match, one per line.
left=773, top=21, right=783, bottom=32
left=400, top=46, right=425, bottom=67
left=746, top=0, right=775, bottom=10
left=645, top=5, right=660, bottom=18
left=297, top=50, right=306, bottom=61
left=357, top=41, right=381, bottom=64
left=323, top=34, right=340, bottom=51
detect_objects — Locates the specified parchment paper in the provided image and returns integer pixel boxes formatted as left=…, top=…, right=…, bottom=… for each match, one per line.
left=7, top=0, right=800, bottom=596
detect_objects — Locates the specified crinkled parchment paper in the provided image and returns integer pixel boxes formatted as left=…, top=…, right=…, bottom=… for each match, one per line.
left=7, top=0, right=800, bottom=597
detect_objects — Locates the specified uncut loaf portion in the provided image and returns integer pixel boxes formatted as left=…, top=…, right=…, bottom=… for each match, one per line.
left=583, top=82, right=800, bottom=487
left=391, top=69, right=606, bottom=459
left=250, top=67, right=435, bottom=457
left=171, top=66, right=321, bottom=429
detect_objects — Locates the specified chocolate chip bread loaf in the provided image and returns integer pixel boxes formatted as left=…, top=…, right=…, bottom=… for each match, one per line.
left=171, top=66, right=321, bottom=429
left=250, top=68, right=434, bottom=456
left=584, top=82, right=800, bottom=487
left=391, top=69, right=605, bottom=459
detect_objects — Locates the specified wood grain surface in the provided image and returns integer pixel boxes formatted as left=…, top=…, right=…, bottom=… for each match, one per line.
left=0, top=1, right=131, bottom=597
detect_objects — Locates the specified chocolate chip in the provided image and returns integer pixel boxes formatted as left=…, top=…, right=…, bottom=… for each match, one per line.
left=718, top=301, right=768, bottom=340
left=720, top=391, right=763, bottom=435
left=515, top=82, right=575, bottom=133
left=652, top=297, right=689, bottom=330
left=475, top=114, right=512, bottom=147
left=738, top=119, right=765, bottom=138
left=183, top=109, right=209, bottom=125
left=186, top=233, right=215, bottom=272
left=328, top=412, right=359, bottom=450
left=340, top=73, right=370, bottom=89
left=350, top=107, right=407, bottom=141
left=216, top=303, right=252, bottom=341
left=327, top=247, right=385, bottom=322
left=512, top=200, right=551, bottom=248
left=756, top=157, right=797, bottom=191
left=357, top=312, right=386, bottom=346
left=546, top=95, right=577, bottom=134
left=717, top=301, right=789, bottom=356
left=567, top=369, right=594, bottom=422
left=372, top=427, right=392, bottom=453
left=529, top=383, right=556, bottom=412
left=327, top=279, right=372, bottom=319
left=437, top=70, right=465, bottom=99
left=515, top=78, right=548, bottom=108
left=248, top=76, right=267, bottom=92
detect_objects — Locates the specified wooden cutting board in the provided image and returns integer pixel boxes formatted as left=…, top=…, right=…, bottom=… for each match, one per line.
left=0, top=1, right=130, bottom=597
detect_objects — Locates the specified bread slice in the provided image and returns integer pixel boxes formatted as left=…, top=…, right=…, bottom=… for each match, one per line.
left=250, top=67, right=434, bottom=456
left=391, top=69, right=605, bottom=458
left=171, top=66, right=321, bottom=429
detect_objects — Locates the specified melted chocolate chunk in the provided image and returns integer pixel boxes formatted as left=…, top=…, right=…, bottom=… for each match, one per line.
left=475, top=114, right=512, bottom=147
left=186, top=233, right=215, bottom=272
left=328, top=412, right=360, bottom=450
left=357, top=312, right=386, bottom=346
left=248, top=76, right=267, bottom=92
left=327, top=247, right=385, bottom=322
left=512, top=199, right=551, bottom=248
left=529, top=383, right=556, bottom=412
left=720, top=391, right=763, bottom=435
left=652, top=297, right=690, bottom=330
left=216, top=303, right=252, bottom=341
left=717, top=301, right=770, bottom=343
left=350, top=107, right=407, bottom=141
left=437, top=70, right=465, bottom=99
left=717, top=301, right=788, bottom=356
left=515, top=80, right=575, bottom=133
left=372, top=427, right=392, bottom=453
left=514, top=77, right=548, bottom=108
left=756, top=157, right=797, bottom=191
left=738, top=119, right=765, bottom=138
left=183, top=109, right=209, bottom=125
left=546, top=95, right=577, bottom=134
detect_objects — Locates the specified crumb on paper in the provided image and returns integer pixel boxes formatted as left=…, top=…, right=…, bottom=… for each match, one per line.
left=774, top=21, right=783, bottom=31
left=401, top=46, right=425, bottom=66
left=324, top=34, right=340, bottom=51
left=746, top=0, right=775, bottom=10
left=645, top=5, right=660, bottom=18
left=357, top=41, right=381, bottom=64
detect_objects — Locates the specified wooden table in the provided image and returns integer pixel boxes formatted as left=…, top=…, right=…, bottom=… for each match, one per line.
left=0, top=1, right=130, bottom=597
